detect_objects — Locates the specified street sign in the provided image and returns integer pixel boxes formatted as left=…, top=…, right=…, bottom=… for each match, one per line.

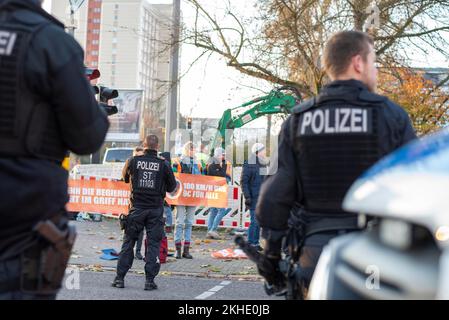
left=69, top=0, right=85, bottom=12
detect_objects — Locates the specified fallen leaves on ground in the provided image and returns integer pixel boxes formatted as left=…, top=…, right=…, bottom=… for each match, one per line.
left=200, top=264, right=211, bottom=268
left=236, top=271, right=251, bottom=275
left=90, top=264, right=103, bottom=272
left=160, top=271, right=172, bottom=276
left=208, top=266, right=222, bottom=273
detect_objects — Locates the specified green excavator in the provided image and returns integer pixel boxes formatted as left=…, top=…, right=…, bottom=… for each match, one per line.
left=210, top=86, right=302, bottom=154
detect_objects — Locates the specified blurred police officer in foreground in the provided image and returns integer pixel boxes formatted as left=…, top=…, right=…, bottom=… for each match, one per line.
left=113, top=135, right=176, bottom=291
left=256, top=30, right=417, bottom=296
left=0, top=0, right=109, bottom=300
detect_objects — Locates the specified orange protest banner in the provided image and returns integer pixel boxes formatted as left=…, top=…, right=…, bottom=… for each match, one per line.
left=67, top=173, right=228, bottom=215
left=166, top=173, right=228, bottom=208
left=67, top=179, right=130, bottom=215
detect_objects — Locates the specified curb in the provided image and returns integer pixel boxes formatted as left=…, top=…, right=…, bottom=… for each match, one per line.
left=68, top=263, right=263, bottom=282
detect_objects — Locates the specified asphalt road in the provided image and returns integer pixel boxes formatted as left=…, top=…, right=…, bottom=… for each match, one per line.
left=57, top=271, right=283, bottom=301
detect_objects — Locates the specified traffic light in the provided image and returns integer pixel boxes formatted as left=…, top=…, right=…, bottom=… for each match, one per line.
left=84, top=68, right=118, bottom=116
left=99, top=86, right=119, bottom=116
left=85, top=68, right=100, bottom=81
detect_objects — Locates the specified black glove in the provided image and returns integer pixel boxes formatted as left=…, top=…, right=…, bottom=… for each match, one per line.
left=258, top=254, right=286, bottom=295
left=244, top=198, right=252, bottom=210
left=259, top=232, right=286, bottom=295
left=119, top=214, right=128, bottom=231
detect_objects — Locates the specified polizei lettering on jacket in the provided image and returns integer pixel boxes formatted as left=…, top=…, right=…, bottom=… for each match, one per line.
left=136, top=160, right=161, bottom=190
left=299, top=107, right=371, bottom=135
left=0, top=30, right=17, bottom=56
left=136, top=161, right=160, bottom=171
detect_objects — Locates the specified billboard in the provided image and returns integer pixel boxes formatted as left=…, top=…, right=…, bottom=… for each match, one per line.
left=106, top=89, right=143, bottom=142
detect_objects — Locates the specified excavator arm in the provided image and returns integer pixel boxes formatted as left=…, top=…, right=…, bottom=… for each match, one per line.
left=211, top=86, right=301, bottom=154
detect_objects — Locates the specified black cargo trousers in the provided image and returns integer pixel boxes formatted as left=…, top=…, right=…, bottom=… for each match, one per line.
left=117, top=207, right=164, bottom=281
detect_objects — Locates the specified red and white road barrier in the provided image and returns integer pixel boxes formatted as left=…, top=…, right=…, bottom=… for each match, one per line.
left=71, top=175, right=250, bottom=230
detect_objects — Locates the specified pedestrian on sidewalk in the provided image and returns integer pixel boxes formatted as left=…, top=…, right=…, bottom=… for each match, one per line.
left=172, top=142, right=204, bottom=259
left=241, top=143, right=269, bottom=252
left=112, top=135, right=176, bottom=291
left=205, top=147, right=232, bottom=239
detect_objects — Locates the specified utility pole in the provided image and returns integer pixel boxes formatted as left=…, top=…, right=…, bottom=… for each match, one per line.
left=165, top=0, right=181, bottom=152
left=266, top=115, right=272, bottom=157
left=67, top=0, right=84, bottom=36
left=67, top=6, right=75, bottom=37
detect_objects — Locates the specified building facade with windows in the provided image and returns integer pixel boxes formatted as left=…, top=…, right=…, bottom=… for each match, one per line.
left=51, top=0, right=174, bottom=141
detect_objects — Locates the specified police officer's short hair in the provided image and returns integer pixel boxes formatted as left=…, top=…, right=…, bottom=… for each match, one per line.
left=322, top=31, right=374, bottom=79
left=144, top=135, right=159, bottom=150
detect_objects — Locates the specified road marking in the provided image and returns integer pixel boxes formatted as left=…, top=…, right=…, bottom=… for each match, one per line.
left=195, top=291, right=216, bottom=300
left=209, top=285, right=224, bottom=292
left=195, top=281, right=232, bottom=300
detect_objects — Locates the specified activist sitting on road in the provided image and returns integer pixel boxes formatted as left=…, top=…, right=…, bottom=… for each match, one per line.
left=205, top=147, right=232, bottom=239
left=241, top=143, right=269, bottom=252
left=112, top=135, right=176, bottom=291
left=172, top=141, right=204, bottom=259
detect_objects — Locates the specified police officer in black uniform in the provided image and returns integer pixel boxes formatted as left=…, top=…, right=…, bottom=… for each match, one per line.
left=256, top=31, right=417, bottom=297
left=113, top=135, right=176, bottom=291
left=0, top=0, right=109, bottom=300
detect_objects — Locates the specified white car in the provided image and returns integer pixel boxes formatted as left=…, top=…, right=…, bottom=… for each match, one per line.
left=308, top=127, right=449, bottom=300
left=102, top=147, right=134, bottom=164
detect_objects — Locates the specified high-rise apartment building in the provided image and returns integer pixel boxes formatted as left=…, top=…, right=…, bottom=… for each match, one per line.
left=51, top=0, right=174, bottom=141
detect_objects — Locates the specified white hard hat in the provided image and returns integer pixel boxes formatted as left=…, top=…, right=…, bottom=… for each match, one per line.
left=214, top=147, right=225, bottom=158
left=251, top=143, right=265, bottom=154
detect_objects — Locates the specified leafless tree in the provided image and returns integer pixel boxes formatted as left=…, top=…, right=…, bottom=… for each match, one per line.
left=183, top=0, right=449, bottom=97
